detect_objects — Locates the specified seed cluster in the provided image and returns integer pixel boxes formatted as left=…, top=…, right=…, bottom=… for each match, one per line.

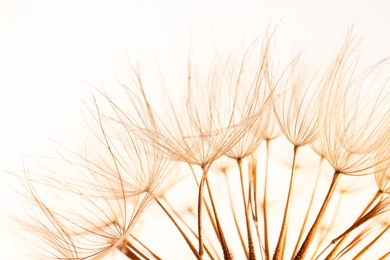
left=21, top=29, right=390, bottom=260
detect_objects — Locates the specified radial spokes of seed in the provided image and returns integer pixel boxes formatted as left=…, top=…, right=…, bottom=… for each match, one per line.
left=81, top=96, right=179, bottom=199
left=21, top=101, right=178, bottom=260
left=336, top=60, right=390, bottom=153
left=316, top=30, right=390, bottom=175
left=224, top=64, right=272, bottom=160
left=23, top=160, right=151, bottom=260
left=318, top=63, right=390, bottom=174
left=271, top=55, right=322, bottom=148
left=99, top=38, right=275, bottom=259
left=315, top=140, right=390, bottom=259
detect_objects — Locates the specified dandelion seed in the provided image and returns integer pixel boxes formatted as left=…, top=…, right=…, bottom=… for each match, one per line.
left=269, top=52, right=323, bottom=260
left=296, top=29, right=390, bottom=259
left=20, top=99, right=177, bottom=260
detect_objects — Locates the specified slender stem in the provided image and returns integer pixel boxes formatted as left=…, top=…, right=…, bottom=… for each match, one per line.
left=334, top=225, right=372, bottom=259
left=117, top=243, right=142, bottom=260
left=313, top=190, right=345, bottom=259
left=249, top=153, right=265, bottom=259
left=248, top=153, right=258, bottom=223
left=189, top=164, right=220, bottom=241
left=324, top=190, right=381, bottom=259
left=123, top=239, right=157, bottom=260
left=198, top=164, right=211, bottom=260
left=273, top=145, right=299, bottom=260
left=154, top=197, right=199, bottom=258
left=186, top=206, right=221, bottom=259
left=294, top=171, right=342, bottom=260
left=118, top=238, right=155, bottom=260
left=253, top=216, right=265, bottom=260
left=237, top=158, right=256, bottom=260
left=130, top=234, right=163, bottom=260
left=205, top=177, right=232, bottom=260
left=263, top=139, right=271, bottom=260
left=224, top=169, right=249, bottom=258
left=161, top=197, right=217, bottom=260
left=292, top=156, right=324, bottom=258
left=379, top=250, right=390, bottom=260
left=352, top=224, right=390, bottom=259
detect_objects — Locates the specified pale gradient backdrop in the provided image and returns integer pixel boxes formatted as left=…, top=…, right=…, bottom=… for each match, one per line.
left=0, top=0, right=389, bottom=259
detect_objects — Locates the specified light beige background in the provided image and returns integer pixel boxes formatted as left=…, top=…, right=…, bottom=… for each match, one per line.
left=0, top=0, right=389, bottom=259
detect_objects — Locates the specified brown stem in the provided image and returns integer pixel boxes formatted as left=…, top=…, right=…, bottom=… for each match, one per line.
left=224, top=169, right=249, bottom=258
left=160, top=197, right=217, bottom=260
left=154, top=197, right=199, bottom=258
left=292, top=156, right=324, bottom=258
left=294, top=171, right=342, bottom=260
left=118, top=238, right=153, bottom=260
left=352, top=224, right=390, bottom=259
left=189, top=164, right=220, bottom=241
left=273, top=146, right=299, bottom=260
left=312, top=190, right=345, bottom=259
left=205, top=177, right=232, bottom=260
left=198, top=164, right=211, bottom=260
left=263, top=139, right=271, bottom=260
left=324, top=190, right=381, bottom=259
left=379, top=250, right=390, bottom=260
left=117, top=243, right=142, bottom=260
left=334, top=225, right=372, bottom=259
left=129, top=234, right=163, bottom=260
left=237, top=158, right=256, bottom=260
left=249, top=153, right=265, bottom=259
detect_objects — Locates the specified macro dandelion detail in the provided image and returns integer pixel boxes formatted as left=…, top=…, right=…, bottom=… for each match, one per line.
left=8, top=25, right=390, bottom=260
